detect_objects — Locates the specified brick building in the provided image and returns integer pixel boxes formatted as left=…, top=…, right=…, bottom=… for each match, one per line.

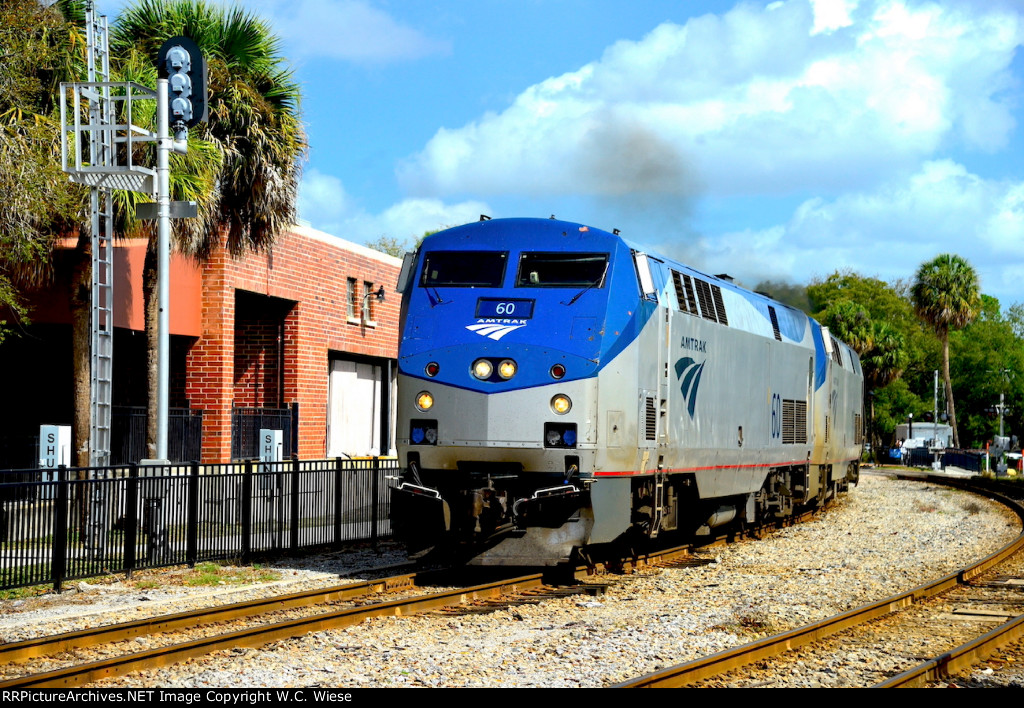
left=0, top=225, right=402, bottom=466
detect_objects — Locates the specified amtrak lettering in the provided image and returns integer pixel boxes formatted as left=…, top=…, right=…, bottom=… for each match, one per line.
left=674, top=357, right=706, bottom=419
left=466, top=319, right=527, bottom=341
left=679, top=336, right=707, bottom=352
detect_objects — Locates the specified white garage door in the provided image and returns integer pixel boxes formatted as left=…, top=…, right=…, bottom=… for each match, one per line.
left=327, top=359, right=394, bottom=458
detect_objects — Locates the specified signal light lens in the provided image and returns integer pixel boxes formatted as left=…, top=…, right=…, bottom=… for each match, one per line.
left=472, top=359, right=493, bottom=380
left=498, top=359, right=517, bottom=380
left=425, top=362, right=440, bottom=377
left=551, top=394, right=572, bottom=415
left=415, top=392, right=434, bottom=411
left=550, top=364, right=566, bottom=379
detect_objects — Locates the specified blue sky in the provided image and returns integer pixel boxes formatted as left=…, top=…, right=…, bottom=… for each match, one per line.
left=98, top=0, right=1024, bottom=307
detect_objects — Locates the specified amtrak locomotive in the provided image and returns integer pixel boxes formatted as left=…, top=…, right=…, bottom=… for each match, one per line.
left=391, top=217, right=863, bottom=565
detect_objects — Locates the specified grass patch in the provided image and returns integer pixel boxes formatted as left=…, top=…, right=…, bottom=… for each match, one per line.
left=0, top=584, right=49, bottom=600
left=962, top=500, right=984, bottom=515
left=184, top=561, right=281, bottom=587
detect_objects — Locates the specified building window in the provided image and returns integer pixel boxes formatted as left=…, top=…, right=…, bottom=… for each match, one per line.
left=363, top=281, right=374, bottom=321
left=347, top=278, right=357, bottom=320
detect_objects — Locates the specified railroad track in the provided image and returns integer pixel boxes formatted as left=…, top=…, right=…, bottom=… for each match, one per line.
left=617, top=473, right=1024, bottom=688
left=0, top=540, right=705, bottom=689
left=0, top=565, right=577, bottom=688
left=0, top=482, right=944, bottom=689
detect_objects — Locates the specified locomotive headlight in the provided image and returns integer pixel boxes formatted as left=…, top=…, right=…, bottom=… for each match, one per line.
left=425, top=362, right=440, bottom=377
left=415, top=391, right=434, bottom=411
left=472, top=359, right=493, bottom=380
left=498, top=359, right=517, bottom=380
left=550, top=363, right=566, bottom=380
left=551, top=394, right=572, bottom=415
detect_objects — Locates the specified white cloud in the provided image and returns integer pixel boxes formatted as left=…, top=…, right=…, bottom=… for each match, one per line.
left=240, top=0, right=450, bottom=62
left=297, top=169, right=352, bottom=222
left=809, top=0, right=857, bottom=34
left=96, top=0, right=448, bottom=63
left=398, top=0, right=1023, bottom=200
left=657, top=161, right=1024, bottom=303
left=298, top=169, right=490, bottom=245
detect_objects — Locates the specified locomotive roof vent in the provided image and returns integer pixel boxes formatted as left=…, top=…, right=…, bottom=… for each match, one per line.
left=479, top=214, right=491, bottom=221
left=715, top=273, right=735, bottom=283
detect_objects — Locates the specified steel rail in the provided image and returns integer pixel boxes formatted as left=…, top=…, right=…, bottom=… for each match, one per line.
left=875, top=614, right=1024, bottom=688
left=0, top=487, right=843, bottom=688
left=616, top=474, right=1024, bottom=688
left=0, top=573, right=418, bottom=665
left=0, top=573, right=549, bottom=688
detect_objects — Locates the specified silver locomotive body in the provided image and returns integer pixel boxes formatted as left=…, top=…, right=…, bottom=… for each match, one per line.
left=392, top=218, right=863, bottom=565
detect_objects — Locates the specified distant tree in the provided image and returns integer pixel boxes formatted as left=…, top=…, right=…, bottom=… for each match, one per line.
left=366, top=229, right=444, bottom=258
left=911, top=254, right=981, bottom=448
left=809, top=271, right=915, bottom=327
left=1007, top=303, right=1024, bottom=339
left=949, top=302, right=1024, bottom=448
left=818, top=297, right=909, bottom=456
left=819, top=300, right=873, bottom=355
left=365, top=236, right=407, bottom=259
left=809, top=269, right=935, bottom=393
left=863, top=321, right=907, bottom=391
left=872, top=378, right=929, bottom=446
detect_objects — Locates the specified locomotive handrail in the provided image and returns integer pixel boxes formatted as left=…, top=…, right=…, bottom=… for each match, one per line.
left=396, top=481, right=442, bottom=499
left=532, top=485, right=581, bottom=498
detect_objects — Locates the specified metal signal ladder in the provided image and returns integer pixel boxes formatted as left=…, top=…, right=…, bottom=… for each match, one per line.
left=86, top=5, right=113, bottom=469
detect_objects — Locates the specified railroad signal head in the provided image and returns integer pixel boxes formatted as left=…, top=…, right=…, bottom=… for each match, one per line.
left=157, top=36, right=208, bottom=137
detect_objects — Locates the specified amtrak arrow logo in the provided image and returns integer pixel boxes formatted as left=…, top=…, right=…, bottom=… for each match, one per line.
left=674, top=357, right=705, bottom=419
left=466, top=322, right=526, bottom=340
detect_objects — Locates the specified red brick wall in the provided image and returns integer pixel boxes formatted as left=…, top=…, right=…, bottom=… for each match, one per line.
left=185, top=225, right=401, bottom=462
left=233, top=315, right=282, bottom=408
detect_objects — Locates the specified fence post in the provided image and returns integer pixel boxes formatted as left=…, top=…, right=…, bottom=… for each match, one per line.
left=333, top=457, right=343, bottom=549
left=371, top=457, right=380, bottom=548
left=290, top=402, right=299, bottom=458
left=124, top=463, right=139, bottom=578
left=241, top=459, right=253, bottom=564
left=51, top=465, right=69, bottom=593
left=289, top=455, right=300, bottom=552
left=186, top=460, right=200, bottom=567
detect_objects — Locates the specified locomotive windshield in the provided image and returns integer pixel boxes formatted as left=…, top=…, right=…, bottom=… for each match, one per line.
left=420, top=251, right=508, bottom=287
left=515, top=252, right=609, bottom=287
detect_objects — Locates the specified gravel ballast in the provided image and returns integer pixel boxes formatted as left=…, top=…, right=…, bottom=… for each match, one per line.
left=2, top=472, right=1020, bottom=688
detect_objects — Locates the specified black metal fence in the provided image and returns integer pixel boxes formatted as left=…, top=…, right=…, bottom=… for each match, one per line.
left=0, top=408, right=204, bottom=469
left=232, top=406, right=296, bottom=460
left=0, top=457, right=397, bottom=592
left=111, top=407, right=204, bottom=465
left=898, top=447, right=987, bottom=473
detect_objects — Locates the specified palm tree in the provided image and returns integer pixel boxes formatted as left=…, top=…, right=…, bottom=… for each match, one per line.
left=108, top=0, right=306, bottom=457
left=47, top=0, right=304, bottom=463
left=911, top=254, right=981, bottom=449
left=863, top=321, right=907, bottom=391
left=861, top=320, right=908, bottom=459
left=822, top=300, right=908, bottom=458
